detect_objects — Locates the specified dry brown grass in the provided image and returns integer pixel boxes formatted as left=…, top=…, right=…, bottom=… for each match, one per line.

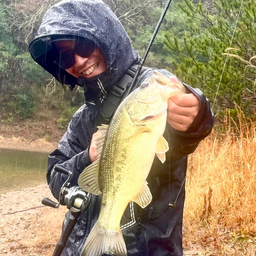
left=183, top=116, right=256, bottom=255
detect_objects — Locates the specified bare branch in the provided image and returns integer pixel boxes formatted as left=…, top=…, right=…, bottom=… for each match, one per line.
left=45, top=77, right=57, bottom=96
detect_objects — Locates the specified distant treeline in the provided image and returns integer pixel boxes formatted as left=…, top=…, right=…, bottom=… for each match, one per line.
left=0, top=0, right=255, bottom=125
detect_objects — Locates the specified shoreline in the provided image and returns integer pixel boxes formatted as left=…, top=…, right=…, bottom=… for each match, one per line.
left=0, top=135, right=57, bottom=153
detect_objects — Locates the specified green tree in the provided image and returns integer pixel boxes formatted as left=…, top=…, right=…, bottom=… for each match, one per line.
left=164, top=0, right=256, bottom=118
left=0, top=0, right=63, bottom=121
left=0, top=3, right=18, bottom=91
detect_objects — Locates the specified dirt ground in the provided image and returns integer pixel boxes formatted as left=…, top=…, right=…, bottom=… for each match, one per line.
left=0, top=184, right=67, bottom=256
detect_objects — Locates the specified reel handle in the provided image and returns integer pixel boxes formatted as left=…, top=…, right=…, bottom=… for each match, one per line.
left=41, top=197, right=59, bottom=208
left=54, top=165, right=72, bottom=176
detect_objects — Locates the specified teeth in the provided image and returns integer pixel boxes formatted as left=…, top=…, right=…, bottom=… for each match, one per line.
left=82, top=63, right=98, bottom=75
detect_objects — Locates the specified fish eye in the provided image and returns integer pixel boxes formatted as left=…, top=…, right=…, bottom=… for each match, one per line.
left=140, top=82, right=149, bottom=88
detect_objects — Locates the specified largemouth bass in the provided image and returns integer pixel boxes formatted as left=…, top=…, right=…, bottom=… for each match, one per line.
left=78, top=71, right=185, bottom=256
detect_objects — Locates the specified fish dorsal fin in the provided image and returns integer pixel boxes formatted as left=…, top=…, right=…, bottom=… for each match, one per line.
left=155, top=136, right=169, bottom=163
left=133, top=181, right=152, bottom=208
left=78, top=157, right=102, bottom=195
left=78, top=124, right=109, bottom=195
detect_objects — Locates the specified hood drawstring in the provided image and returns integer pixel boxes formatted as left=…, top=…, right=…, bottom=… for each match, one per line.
left=77, top=76, right=107, bottom=104
left=97, top=78, right=107, bottom=103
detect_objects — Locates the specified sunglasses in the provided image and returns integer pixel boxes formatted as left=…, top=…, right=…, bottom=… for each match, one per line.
left=54, top=39, right=96, bottom=69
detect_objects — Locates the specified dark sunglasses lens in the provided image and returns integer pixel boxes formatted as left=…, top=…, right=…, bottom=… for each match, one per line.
left=54, top=39, right=95, bottom=69
left=75, top=40, right=96, bottom=57
left=55, top=51, right=75, bottom=69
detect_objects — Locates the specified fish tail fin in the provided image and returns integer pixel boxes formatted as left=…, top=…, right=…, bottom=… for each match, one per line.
left=81, top=221, right=127, bottom=256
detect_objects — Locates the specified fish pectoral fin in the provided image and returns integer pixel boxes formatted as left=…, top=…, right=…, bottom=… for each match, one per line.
left=78, top=158, right=101, bottom=195
left=128, top=126, right=151, bottom=139
left=133, top=125, right=151, bottom=134
left=155, top=136, right=169, bottom=163
left=133, top=181, right=152, bottom=208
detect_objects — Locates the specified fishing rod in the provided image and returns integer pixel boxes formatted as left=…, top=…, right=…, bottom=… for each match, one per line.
left=128, top=0, right=173, bottom=94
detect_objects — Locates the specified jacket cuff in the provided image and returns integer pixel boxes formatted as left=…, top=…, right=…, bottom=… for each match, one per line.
left=183, top=83, right=214, bottom=138
left=167, top=83, right=214, bottom=156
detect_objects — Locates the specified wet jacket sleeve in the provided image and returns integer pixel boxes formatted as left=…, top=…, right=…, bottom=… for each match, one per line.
left=167, top=84, right=214, bottom=158
left=46, top=104, right=98, bottom=200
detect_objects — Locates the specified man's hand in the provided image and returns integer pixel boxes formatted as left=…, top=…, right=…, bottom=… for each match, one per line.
left=167, top=76, right=199, bottom=131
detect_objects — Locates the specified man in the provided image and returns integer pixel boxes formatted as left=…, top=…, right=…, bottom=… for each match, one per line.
left=29, top=0, right=214, bottom=255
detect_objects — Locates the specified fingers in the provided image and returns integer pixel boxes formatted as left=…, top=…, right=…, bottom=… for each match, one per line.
left=167, top=93, right=200, bottom=131
left=89, top=131, right=101, bottom=162
left=169, top=93, right=199, bottom=108
left=167, top=112, right=197, bottom=131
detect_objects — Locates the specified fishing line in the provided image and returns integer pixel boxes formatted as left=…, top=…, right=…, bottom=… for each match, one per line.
left=127, top=0, right=173, bottom=94
left=212, top=0, right=244, bottom=111
left=1, top=205, right=45, bottom=215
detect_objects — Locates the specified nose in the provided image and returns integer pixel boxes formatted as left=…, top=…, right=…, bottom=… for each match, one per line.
left=73, top=54, right=89, bottom=67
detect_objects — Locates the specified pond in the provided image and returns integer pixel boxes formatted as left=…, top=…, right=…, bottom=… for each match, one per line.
left=0, top=148, right=49, bottom=194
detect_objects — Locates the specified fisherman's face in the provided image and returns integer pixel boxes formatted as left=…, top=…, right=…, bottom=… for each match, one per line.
left=54, top=39, right=107, bottom=79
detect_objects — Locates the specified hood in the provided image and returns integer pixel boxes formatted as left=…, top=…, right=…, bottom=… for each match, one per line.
left=29, top=0, right=140, bottom=92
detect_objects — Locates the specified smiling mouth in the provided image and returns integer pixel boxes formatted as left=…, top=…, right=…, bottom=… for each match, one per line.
left=82, top=63, right=99, bottom=75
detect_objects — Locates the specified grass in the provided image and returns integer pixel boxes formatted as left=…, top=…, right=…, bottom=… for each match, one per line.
left=183, top=116, right=256, bottom=255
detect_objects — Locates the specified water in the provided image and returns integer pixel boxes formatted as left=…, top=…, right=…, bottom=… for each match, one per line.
left=0, top=148, right=49, bottom=194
